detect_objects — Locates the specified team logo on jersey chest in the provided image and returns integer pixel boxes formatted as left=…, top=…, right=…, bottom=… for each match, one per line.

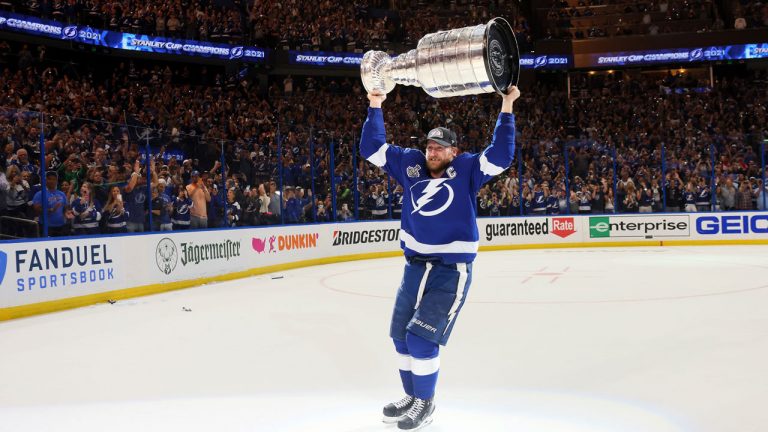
left=410, top=178, right=454, bottom=216
left=407, top=165, right=422, bottom=178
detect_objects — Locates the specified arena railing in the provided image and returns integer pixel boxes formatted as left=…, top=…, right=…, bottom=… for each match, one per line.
left=0, top=108, right=766, bottom=241
left=0, top=216, right=40, bottom=239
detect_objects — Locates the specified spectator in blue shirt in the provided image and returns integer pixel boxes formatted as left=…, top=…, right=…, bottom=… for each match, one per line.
left=757, top=184, right=768, bottom=211
left=71, top=182, right=102, bottom=235
left=207, top=180, right=226, bottom=228
left=545, top=186, right=560, bottom=214
left=151, top=184, right=172, bottom=231
left=316, top=199, right=330, bottom=222
left=172, top=185, right=192, bottom=230
left=225, top=188, right=242, bottom=227
left=392, top=184, right=403, bottom=219
left=284, top=186, right=303, bottom=223
left=32, top=171, right=69, bottom=237
left=123, top=160, right=149, bottom=232
left=102, top=185, right=129, bottom=234
left=531, top=184, right=547, bottom=214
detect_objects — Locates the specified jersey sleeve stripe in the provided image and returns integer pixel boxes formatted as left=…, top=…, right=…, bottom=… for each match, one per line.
left=479, top=151, right=505, bottom=176
left=366, top=143, right=389, bottom=167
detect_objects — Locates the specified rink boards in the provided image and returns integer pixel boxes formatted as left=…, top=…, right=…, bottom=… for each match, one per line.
left=1, top=212, right=767, bottom=320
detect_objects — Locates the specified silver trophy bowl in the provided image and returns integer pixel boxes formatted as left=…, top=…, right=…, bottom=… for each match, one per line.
left=360, top=17, right=520, bottom=98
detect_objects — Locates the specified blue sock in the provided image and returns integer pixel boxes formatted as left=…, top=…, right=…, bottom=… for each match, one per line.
left=406, top=332, right=439, bottom=400
left=393, top=338, right=414, bottom=396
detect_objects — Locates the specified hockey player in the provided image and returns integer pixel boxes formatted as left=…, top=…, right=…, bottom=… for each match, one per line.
left=361, top=86, right=520, bottom=430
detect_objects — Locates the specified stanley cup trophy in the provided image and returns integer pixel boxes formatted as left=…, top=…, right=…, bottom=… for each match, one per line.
left=360, top=17, right=520, bottom=98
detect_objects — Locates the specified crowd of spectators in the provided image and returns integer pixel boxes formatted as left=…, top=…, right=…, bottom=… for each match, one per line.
left=541, top=0, right=721, bottom=39
left=732, top=0, right=768, bottom=28
left=498, top=69, right=768, bottom=215
left=12, top=0, right=246, bottom=42
left=2, top=0, right=532, bottom=53
left=4, top=0, right=761, bottom=49
left=0, top=42, right=766, bottom=238
left=540, top=0, right=768, bottom=39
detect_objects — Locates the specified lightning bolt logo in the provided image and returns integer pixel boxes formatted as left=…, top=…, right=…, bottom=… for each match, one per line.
left=411, top=179, right=454, bottom=217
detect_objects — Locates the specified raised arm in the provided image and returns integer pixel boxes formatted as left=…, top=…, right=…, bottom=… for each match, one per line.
left=202, top=181, right=211, bottom=202
left=471, top=86, right=521, bottom=189
left=360, top=91, right=416, bottom=185
left=124, top=160, right=141, bottom=193
left=150, top=157, right=158, bottom=187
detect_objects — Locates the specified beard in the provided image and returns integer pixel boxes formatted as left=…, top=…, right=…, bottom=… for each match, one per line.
left=426, top=157, right=452, bottom=175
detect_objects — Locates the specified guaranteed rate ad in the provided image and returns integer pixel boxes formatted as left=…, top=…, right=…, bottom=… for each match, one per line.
left=0, top=11, right=267, bottom=63
left=480, top=217, right=579, bottom=244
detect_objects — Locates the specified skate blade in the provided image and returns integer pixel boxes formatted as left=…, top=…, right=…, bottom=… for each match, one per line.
left=400, top=416, right=433, bottom=431
left=383, top=415, right=404, bottom=424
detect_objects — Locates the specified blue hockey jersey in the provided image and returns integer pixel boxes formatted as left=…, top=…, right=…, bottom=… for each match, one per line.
left=72, top=198, right=101, bottom=233
left=360, top=107, right=515, bottom=264
left=172, top=196, right=192, bottom=226
left=696, top=187, right=711, bottom=206
left=532, top=190, right=547, bottom=213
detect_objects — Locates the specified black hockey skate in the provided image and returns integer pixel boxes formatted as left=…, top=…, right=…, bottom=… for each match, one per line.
left=397, top=397, right=434, bottom=430
left=382, top=395, right=415, bottom=423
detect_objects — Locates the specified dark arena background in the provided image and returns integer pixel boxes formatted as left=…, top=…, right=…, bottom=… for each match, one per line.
left=0, top=1, right=767, bottom=431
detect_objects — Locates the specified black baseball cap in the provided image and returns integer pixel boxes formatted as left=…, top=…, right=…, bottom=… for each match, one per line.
left=425, top=127, right=457, bottom=147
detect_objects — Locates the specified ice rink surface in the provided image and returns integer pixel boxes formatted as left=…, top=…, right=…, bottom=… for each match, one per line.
left=1, top=246, right=767, bottom=432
